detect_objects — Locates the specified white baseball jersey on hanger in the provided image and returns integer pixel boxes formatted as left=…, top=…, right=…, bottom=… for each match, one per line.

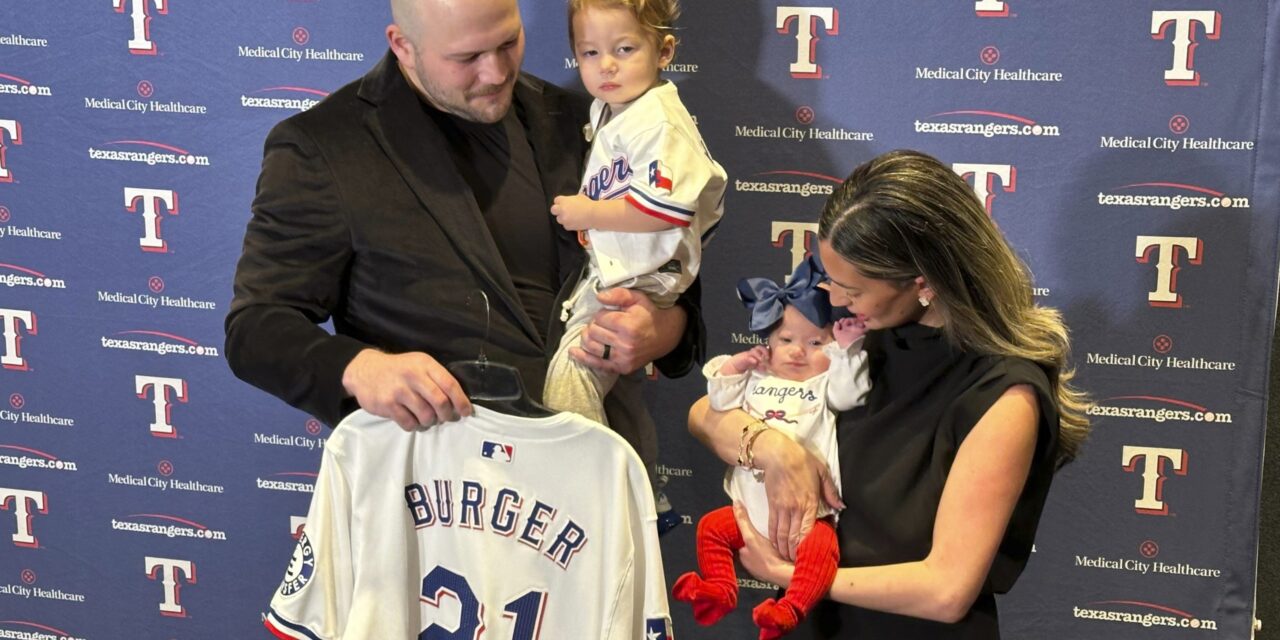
left=265, top=407, right=673, bottom=640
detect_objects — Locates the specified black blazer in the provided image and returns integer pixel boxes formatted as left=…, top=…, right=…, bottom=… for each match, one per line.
left=225, top=51, right=702, bottom=427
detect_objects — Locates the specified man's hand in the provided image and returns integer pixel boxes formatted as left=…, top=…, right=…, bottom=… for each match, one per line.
left=341, top=349, right=472, bottom=431
left=721, top=345, right=770, bottom=376
left=833, top=316, right=867, bottom=349
left=551, top=194, right=596, bottom=231
left=569, top=287, right=685, bottom=374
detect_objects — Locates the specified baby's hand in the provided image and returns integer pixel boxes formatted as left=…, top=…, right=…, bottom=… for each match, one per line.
left=833, top=316, right=867, bottom=348
left=721, top=345, right=770, bottom=375
left=551, top=194, right=595, bottom=231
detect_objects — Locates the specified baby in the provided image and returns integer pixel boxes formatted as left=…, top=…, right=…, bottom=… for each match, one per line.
left=673, top=255, right=868, bottom=639
left=544, top=0, right=726, bottom=426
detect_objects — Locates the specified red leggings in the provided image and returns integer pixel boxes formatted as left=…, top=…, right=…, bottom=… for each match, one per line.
left=684, top=505, right=838, bottom=622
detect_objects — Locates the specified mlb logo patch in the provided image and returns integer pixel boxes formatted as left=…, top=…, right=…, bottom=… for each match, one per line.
left=648, top=160, right=673, bottom=192
left=481, top=440, right=514, bottom=463
left=645, top=617, right=672, bottom=640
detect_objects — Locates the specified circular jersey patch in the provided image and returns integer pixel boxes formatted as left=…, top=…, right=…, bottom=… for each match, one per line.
left=279, top=531, right=315, bottom=597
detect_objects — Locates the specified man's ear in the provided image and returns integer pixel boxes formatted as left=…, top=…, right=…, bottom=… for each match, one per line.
left=387, top=24, right=415, bottom=69
left=658, top=34, right=676, bottom=68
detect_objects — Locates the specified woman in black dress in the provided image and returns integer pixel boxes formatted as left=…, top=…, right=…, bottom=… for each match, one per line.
left=688, top=149, right=1091, bottom=638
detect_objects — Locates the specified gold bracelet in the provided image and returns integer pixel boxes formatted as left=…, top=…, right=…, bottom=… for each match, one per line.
left=737, top=418, right=767, bottom=467
left=745, top=424, right=776, bottom=471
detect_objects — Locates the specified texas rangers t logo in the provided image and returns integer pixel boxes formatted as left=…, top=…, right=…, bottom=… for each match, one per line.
left=953, top=163, right=1016, bottom=216
left=1122, top=445, right=1187, bottom=515
left=974, top=0, right=1009, bottom=17
left=775, top=7, right=839, bottom=78
left=0, top=308, right=36, bottom=371
left=1135, top=235, right=1202, bottom=308
left=124, top=187, right=179, bottom=253
left=0, top=487, right=47, bottom=548
left=135, top=375, right=188, bottom=438
left=0, top=119, right=21, bottom=183
left=145, top=556, right=196, bottom=617
left=1150, top=10, right=1221, bottom=86
left=112, top=0, right=169, bottom=54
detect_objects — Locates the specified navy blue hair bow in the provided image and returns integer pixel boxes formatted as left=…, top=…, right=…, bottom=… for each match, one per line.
left=737, top=253, right=835, bottom=334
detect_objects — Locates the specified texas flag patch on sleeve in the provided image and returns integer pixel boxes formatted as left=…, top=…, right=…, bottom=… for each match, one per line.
left=645, top=617, right=673, bottom=640
left=648, top=160, right=673, bottom=193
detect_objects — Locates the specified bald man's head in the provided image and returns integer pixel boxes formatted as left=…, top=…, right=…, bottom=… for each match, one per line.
left=386, top=0, right=525, bottom=122
left=389, top=0, right=423, bottom=43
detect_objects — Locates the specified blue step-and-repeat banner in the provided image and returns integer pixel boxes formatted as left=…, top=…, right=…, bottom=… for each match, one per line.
left=2, top=1, right=1277, bottom=638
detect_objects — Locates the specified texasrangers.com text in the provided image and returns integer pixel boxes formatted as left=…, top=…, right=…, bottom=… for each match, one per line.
left=0, top=453, right=77, bottom=471
left=0, top=273, right=65, bottom=289
left=914, top=121, right=1060, bottom=137
left=86, top=147, right=210, bottom=166
left=0, top=629, right=88, bottom=640
left=111, top=518, right=228, bottom=540
left=99, top=336, right=219, bottom=357
left=1073, top=606, right=1217, bottom=631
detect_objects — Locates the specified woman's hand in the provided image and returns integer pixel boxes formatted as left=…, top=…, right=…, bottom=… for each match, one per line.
left=754, top=429, right=843, bottom=561
left=734, top=503, right=796, bottom=588
left=688, top=398, right=841, bottom=559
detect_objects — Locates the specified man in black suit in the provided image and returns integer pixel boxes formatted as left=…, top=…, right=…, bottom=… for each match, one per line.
left=225, top=0, right=700, bottom=466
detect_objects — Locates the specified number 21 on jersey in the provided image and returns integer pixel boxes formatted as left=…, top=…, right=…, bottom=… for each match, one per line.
left=421, top=565, right=548, bottom=640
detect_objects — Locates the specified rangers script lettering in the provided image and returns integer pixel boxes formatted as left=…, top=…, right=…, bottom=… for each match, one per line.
left=751, top=382, right=819, bottom=403
left=584, top=156, right=633, bottom=201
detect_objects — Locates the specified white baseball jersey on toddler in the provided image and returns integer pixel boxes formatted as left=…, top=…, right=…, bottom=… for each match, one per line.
left=544, top=80, right=726, bottom=426
left=265, top=407, right=674, bottom=640
left=579, top=80, right=726, bottom=299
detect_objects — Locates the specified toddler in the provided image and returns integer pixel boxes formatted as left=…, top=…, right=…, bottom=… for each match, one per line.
left=545, top=0, right=726, bottom=425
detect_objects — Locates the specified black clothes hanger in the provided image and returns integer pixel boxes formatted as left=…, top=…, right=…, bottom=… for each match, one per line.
left=446, top=291, right=556, bottom=418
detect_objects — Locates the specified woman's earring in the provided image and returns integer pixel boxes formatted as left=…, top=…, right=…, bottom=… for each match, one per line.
left=919, top=296, right=930, bottom=308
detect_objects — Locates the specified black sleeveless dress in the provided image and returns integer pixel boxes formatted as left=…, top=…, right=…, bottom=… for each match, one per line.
left=797, top=323, right=1060, bottom=639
